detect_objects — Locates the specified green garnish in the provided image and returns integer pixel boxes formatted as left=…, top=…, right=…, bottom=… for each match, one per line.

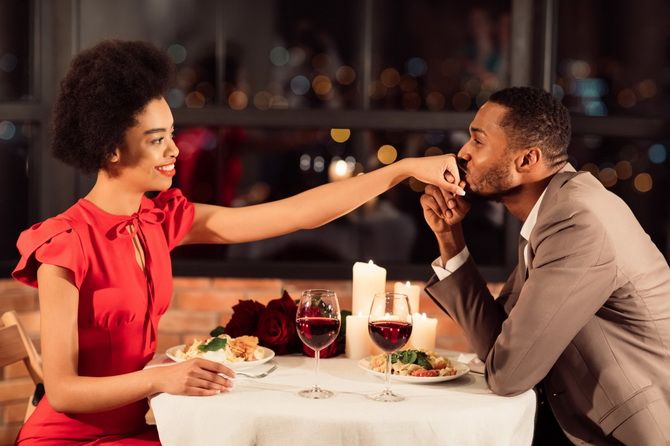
left=209, top=325, right=226, bottom=337
left=391, top=349, right=433, bottom=370
left=198, top=337, right=227, bottom=352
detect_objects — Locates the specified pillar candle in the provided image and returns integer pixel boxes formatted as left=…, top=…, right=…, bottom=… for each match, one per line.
left=408, top=313, right=437, bottom=352
left=394, top=281, right=421, bottom=314
left=352, top=260, right=386, bottom=316
left=345, top=313, right=373, bottom=359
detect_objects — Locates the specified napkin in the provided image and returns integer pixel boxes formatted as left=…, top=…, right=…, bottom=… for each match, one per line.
left=457, top=353, right=485, bottom=375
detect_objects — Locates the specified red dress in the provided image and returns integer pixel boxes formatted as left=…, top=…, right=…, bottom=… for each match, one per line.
left=12, top=189, right=194, bottom=445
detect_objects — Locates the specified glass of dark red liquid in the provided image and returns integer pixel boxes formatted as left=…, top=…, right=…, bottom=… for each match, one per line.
left=296, top=289, right=341, bottom=399
left=367, top=292, right=413, bottom=402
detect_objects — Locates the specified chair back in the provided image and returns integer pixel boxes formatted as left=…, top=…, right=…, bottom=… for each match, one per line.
left=0, top=311, right=43, bottom=422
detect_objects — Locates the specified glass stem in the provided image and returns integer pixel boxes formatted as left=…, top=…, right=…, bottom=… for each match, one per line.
left=385, top=352, right=392, bottom=393
left=313, top=349, right=320, bottom=389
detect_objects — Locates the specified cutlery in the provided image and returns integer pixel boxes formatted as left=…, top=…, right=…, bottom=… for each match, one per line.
left=234, top=364, right=278, bottom=379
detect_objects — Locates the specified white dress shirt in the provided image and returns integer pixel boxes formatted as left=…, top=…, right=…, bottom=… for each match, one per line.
left=431, top=189, right=548, bottom=280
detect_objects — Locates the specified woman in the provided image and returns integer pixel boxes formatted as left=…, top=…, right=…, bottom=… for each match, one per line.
left=12, top=40, right=462, bottom=444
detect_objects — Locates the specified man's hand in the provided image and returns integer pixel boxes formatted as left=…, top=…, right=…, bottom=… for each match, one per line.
left=420, top=182, right=471, bottom=234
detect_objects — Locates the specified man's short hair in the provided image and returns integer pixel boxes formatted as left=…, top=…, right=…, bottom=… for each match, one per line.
left=489, top=86, right=571, bottom=167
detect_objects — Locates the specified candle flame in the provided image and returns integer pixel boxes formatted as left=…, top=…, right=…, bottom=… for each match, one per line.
left=405, top=281, right=411, bottom=286
left=368, top=260, right=374, bottom=264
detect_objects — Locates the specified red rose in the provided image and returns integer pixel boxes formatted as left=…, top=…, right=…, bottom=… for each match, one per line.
left=266, top=291, right=298, bottom=316
left=256, top=308, right=296, bottom=355
left=225, top=300, right=265, bottom=338
left=302, top=341, right=339, bottom=359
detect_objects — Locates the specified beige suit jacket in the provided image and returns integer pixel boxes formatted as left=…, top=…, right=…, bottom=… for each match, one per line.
left=426, top=164, right=670, bottom=445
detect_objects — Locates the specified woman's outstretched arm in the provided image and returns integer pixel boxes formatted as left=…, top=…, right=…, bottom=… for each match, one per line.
left=182, top=154, right=462, bottom=245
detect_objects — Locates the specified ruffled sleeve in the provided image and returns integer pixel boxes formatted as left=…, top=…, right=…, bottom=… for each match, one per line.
left=12, top=218, right=88, bottom=289
left=152, top=188, right=195, bottom=250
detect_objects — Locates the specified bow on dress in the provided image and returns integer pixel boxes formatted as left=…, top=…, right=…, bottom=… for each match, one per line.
left=114, top=208, right=166, bottom=238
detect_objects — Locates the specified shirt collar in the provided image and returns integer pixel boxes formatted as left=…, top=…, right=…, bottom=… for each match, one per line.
left=520, top=188, right=548, bottom=241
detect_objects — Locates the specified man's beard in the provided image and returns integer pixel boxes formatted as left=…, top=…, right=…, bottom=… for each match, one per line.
left=464, top=160, right=520, bottom=202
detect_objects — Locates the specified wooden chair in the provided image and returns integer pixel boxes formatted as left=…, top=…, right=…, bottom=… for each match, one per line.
left=0, top=311, right=44, bottom=422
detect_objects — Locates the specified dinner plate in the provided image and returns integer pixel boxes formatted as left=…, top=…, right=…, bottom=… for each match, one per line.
left=165, top=345, right=275, bottom=370
left=358, top=357, right=470, bottom=383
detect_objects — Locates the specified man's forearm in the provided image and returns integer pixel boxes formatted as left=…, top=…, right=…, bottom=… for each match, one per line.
left=436, top=224, right=466, bottom=264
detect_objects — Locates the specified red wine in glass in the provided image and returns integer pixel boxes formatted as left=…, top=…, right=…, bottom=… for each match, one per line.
left=297, top=317, right=341, bottom=351
left=367, top=292, right=413, bottom=402
left=296, top=289, right=341, bottom=399
left=368, top=320, right=412, bottom=352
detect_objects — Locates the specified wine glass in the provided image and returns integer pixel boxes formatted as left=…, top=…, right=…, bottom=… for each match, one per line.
left=296, top=289, right=341, bottom=399
left=367, top=292, right=413, bottom=402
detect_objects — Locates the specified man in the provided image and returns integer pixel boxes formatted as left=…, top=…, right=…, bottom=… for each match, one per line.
left=421, top=86, right=670, bottom=445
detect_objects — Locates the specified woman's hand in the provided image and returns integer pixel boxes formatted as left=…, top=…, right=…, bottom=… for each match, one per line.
left=153, top=358, right=236, bottom=396
left=404, top=154, right=466, bottom=197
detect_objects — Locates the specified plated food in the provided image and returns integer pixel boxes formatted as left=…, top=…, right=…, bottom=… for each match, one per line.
left=359, top=349, right=470, bottom=383
left=165, top=334, right=275, bottom=369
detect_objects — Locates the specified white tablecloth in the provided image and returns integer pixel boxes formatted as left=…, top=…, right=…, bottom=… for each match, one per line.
left=149, top=354, right=536, bottom=446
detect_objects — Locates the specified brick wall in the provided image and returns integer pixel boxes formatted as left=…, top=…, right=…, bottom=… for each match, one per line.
left=0, top=276, right=502, bottom=444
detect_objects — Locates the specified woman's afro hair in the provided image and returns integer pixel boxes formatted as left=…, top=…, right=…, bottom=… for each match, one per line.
left=52, top=40, right=173, bottom=173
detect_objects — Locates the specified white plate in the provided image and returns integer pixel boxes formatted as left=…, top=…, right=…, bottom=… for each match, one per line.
left=358, top=357, right=470, bottom=383
left=165, top=344, right=275, bottom=370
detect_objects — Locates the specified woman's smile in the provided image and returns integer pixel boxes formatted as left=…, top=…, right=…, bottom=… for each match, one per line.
left=155, top=162, right=176, bottom=177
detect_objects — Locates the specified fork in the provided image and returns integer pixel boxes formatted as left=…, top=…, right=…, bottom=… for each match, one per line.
left=234, top=364, right=278, bottom=379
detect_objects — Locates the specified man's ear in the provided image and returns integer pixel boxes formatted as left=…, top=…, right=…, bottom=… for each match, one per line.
left=515, top=147, right=541, bottom=172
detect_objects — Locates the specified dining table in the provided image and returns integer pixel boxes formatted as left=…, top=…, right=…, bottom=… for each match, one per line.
left=148, top=352, right=536, bottom=446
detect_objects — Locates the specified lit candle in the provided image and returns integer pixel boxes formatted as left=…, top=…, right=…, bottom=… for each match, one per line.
left=394, top=281, right=421, bottom=314
left=407, top=313, right=437, bottom=352
left=345, top=313, right=373, bottom=359
left=352, top=260, right=386, bottom=316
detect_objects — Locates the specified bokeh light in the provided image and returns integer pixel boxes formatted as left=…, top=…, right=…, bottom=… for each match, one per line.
left=377, top=145, right=398, bottom=165
left=598, top=167, right=617, bottom=187
left=636, top=79, right=657, bottom=99
left=406, top=57, right=427, bottom=77
left=399, top=76, right=417, bottom=92
left=312, top=75, right=332, bottom=95
left=380, top=68, right=400, bottom=88
left=313, top=156, right=325, bottom=173
left=335, top=66, right=356, bottom=85
left=330, top=128, right=351, bottom=143
left=425, top=91, right=445, bottom=111
left=167, top=44, right=187, bottom=64
left=369, top=81, right=387, bottom=100
left=617, top=89, right=636, bottom=108
left=253, top=91, right=273, bottom=110
left=288, top=47, right=306, bottom=67
left=648, top=144, right=667, bottom=164
left=185, top=91, right=205, bottom=108
left=299, top=154, right=311, bottom=171
left=270, top=46, right=290, bottom=66
left=615, top=160, right=632, bottom=180
left=290, top=75, right=310, bottom=95
left=0, top=120, right=16, bottom=140
left=633, top=173, right=652, bottom=192
left=228, top=91, right=248, bottom=110
left=166, top=89, right=185, bottom=108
